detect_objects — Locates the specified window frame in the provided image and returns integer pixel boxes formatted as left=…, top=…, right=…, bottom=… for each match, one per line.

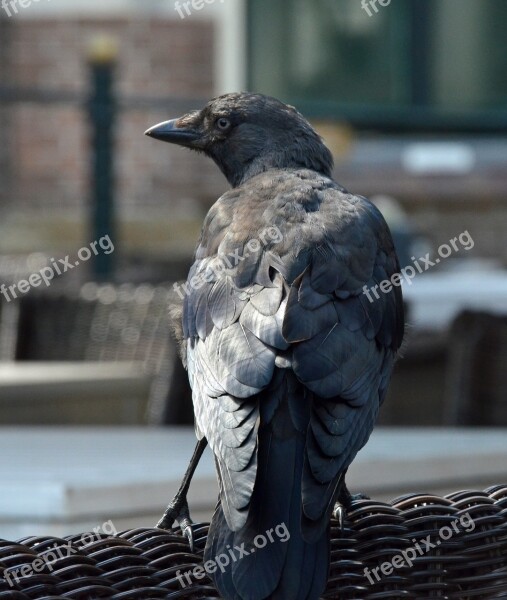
left=246, top=0, right=507, bottom=134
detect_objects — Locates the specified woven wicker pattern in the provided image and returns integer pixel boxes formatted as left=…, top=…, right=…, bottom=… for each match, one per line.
left=1, top=487, right=506, bottom=599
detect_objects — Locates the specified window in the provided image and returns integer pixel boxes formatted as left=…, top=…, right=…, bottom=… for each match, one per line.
left=247, top=0, right=507, bottom=131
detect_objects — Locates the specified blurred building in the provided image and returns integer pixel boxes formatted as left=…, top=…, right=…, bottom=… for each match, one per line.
left=0, top=0, right=244, bottom=259
left=250, top=0, right=507, bottom=261
left=1, top=0, right=506, bottom=262
left=0, top=0, right=506, bottom=427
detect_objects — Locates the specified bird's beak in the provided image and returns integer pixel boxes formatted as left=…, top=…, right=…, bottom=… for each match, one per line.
left=144, top=118, right=200, bottom=147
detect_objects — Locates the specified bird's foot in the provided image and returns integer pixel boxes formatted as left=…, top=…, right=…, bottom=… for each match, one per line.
left=156, top=497, right=196, bottom=550
left=332, top=491, right=370, bottom=532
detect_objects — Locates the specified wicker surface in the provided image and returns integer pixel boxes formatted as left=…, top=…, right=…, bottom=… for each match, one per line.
left=1, top=486, right=506, bottom=599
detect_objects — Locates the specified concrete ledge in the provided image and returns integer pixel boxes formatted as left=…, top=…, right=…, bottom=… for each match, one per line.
left=0, top=427, right=506, bottom=539
left=0, top=362, right=153, bottom=424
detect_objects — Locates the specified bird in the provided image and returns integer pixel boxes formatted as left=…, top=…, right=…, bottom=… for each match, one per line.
left=145, top=92, right=404, bottom=600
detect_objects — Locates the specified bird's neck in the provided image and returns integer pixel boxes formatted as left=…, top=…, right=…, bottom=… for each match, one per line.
left=222, top=148, right=333, bottom=188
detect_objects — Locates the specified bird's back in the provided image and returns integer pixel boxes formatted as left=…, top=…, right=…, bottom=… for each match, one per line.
left=182, top=168, right=404, bottom=599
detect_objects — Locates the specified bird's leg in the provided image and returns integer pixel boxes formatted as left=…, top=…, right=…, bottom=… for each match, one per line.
left=332, top=475, right=370, bottom=531
left=156, top=437, right=207, bottom=550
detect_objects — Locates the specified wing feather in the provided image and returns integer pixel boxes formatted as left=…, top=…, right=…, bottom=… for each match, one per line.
left=182, top=177, right=404, bottom=537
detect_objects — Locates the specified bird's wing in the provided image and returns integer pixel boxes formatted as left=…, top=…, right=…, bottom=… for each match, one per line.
left=183, top=188, right=291, bottom=530
left=276, top=189, right=404, bottom=539
left=183, top=175, right=404, bottom=532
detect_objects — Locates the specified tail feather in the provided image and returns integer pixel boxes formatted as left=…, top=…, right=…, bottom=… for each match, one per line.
left=204, top=373, right=330, bottom=600
left=270, top=429, right=329, bottom=600
left=206, top=502, right=240, bottom=600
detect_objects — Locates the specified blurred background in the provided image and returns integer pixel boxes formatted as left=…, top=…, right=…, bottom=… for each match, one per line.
left=0, top=0, right=506, bottom=538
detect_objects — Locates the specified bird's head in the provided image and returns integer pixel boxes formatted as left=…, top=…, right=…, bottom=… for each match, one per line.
left=145, top=92, right=334, bottom=187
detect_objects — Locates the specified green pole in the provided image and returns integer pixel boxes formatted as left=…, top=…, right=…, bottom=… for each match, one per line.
left=87, top=37, right=118, bottom=280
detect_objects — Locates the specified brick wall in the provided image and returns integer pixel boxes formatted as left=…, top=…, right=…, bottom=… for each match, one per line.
left=1, top=16, right=227, bottom=256
left=0, top=18, right=14, bottom=212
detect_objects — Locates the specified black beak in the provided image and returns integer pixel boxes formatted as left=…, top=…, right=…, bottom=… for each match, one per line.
left=144, top=118, right=200, bottom=147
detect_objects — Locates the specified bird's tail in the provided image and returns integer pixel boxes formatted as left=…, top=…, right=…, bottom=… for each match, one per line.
left=204, top=374, right=330, bottom=600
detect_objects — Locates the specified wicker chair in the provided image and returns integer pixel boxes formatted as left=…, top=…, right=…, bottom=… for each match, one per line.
left=444, top=311, right=507, bottom=426
left=1, top=486, right=506, bottom=599
left=11, top=282, right=192, bottom=425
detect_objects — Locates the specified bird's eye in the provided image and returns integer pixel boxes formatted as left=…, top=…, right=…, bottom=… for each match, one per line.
left=216, top=117, right=231, bottom=131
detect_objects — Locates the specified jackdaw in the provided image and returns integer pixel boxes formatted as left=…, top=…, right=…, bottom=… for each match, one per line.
left=145, top=92, right=404, bottom=600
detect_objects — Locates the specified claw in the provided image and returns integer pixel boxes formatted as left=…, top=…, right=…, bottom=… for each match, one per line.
left=333, top=484, right=370, bottom=533
left=333, top=502, right=346, bottom=533
left=156, top=497, right=196, bottom=550
left=181, top=520, right=195, bottom=552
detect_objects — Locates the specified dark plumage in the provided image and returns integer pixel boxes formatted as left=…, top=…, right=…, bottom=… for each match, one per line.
left=146, top=93, right=404, bottom=600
